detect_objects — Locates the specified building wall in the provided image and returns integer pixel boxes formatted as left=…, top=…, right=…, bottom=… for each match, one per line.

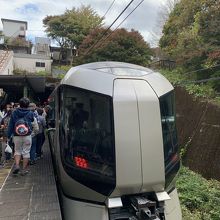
left=1, top=55, right=13, bottom=75
left=0, top=51, right=14, bottom=75
left=13, top=54, right=52, bottom=74
left=2, top=21, right=26, bottom=38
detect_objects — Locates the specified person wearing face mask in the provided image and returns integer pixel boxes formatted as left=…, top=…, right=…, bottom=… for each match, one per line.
left=0, top=104, right=13, bottom=163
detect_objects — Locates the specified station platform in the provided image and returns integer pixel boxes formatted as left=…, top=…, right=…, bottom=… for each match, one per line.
left=0, top=140, right=62, bottom=220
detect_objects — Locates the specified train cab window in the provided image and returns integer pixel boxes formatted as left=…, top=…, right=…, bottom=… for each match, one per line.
left=59, top=86, right=115, bottom=196
left=159, top=92, right=180, bottom=187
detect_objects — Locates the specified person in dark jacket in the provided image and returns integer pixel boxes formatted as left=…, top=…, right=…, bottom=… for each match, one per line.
left=7, top=97, right=38, bottom=175
left=0, top=104, right=13, bottom=163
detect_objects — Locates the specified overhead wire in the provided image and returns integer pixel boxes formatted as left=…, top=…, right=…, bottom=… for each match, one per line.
left=90, top=0, right=116, bottom=35
left=183, top=64, right=220, bottom=75
left=102, top=0, right=116, bottom=19
left=94, top=0, right=145, bottom=50
left=178, top=64, right=220, bottom=84
left=84, top=0, right=136, bottom=56
left=179, top=76, right=220, bottom=85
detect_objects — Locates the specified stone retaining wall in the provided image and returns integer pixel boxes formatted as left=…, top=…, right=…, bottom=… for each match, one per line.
left=175, top=86, right=220, bottom=180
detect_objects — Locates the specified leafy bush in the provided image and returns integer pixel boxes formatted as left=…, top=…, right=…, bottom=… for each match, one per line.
left=36, top=70, right=50, bottom=76
left=185, top=84, right=216, bottom=98
left=13, top=68, right=28, bottom=75
left=176, top=166, right=220, bottom=219
left=158, top=68, right=186, bottom=85
left=160, top=69, right=220, bottom=105
left=53, top=65, right=71, bottom=72
left=57, top=73, right=65, bottom=79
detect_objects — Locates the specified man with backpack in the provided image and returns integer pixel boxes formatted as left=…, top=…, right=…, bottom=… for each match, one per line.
left=7, top=97, right=39, bottom=175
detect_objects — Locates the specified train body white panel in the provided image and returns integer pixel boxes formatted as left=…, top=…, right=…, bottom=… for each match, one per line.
left=165, top=189, right=182, bottom=220
left=62, top=68, right=114, bottom=96
left=133, top=80, right=165, bottom=192
left=61, top=193, right=108, bottom=220
left=143, top=72, right=173, bottom=97
left=112, top=79, right=142, bottom=195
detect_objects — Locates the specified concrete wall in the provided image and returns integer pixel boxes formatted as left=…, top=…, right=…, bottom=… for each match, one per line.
left=0, top=51, right=14, bottom=75
left=1, top=55, right=13, bottom=75
left=13, top=54, right=52, bottom=73
left=175, top=86, right=220, bottom=180
left=2, top=20, right=26, bottom=38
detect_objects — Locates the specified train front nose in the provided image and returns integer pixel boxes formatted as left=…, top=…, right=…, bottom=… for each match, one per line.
left=112, top=79, right=165, bottom=196
left=107, top=79, right=181, bottom=220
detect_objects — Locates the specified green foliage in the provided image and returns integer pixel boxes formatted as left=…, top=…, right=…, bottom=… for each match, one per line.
left=78, top=28, right=152, bottom=66
left=160, top=68, right=186, bottom=84
left=160, top=68, right=220, bottom=105
left=13, top=69, right=51, bottom=76
left=53, top=65, right=71, bottom=72
left=207, top=70, right=220, bottom=92
left=185, top=84, right=216, bottom=98
left=177, top=166, right=220, bottom=219
left=13, top=68, right=28, bottom=75
left=57, top=73, right=65, bottom=79
left=52, top=65, right=71, bottom=79
left=160, top=0, right=220, bottom=86
left=36, top=70, right=50, bottom=76
left=43, top=5, right=103, bottom=49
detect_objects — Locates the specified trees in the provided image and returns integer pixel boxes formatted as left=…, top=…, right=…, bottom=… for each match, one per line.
left=151, top=0, right=180, bottom=47
left=160, top=0, right=220, bottom=70
left=77, top=28, right=152, bottom=66
left=43, top=5, right=103, bottom=62
left=43, top=5, right=152, bottom=66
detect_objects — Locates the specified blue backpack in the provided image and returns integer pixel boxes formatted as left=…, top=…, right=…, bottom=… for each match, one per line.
left=14, top=116, right=32, bottom=136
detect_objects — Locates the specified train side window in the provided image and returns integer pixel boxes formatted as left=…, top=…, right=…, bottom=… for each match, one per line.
left=159, top=92, right=178, bottom=162
left=59, top=85, right=116, bottom=196
left=159, top=91, right=180, bottom=188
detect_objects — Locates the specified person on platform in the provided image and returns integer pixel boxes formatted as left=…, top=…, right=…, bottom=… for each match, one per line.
left=7, top=98, right=38, bottom=175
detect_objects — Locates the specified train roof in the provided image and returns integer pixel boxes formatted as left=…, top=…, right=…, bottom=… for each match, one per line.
left=75, top=61, right=154, bottom=75
left=61, top=61, right=173, bottom=97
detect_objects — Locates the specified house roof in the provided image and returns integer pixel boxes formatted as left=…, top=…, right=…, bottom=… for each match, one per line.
left=0, top=75, right=45, bottom=93
left=14, top=53, right=52, bottom=60
left=1, top=18, right=28, bottom=30
left=0, top=75, right=60, bottom=102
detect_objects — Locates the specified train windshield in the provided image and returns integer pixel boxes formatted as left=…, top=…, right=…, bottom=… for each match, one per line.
left=159, top=91, right=179, bottom=187
left=59, top=85, right=115, bottom=196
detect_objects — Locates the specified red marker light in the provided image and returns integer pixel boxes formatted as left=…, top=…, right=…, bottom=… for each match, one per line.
left=74, top=156, right=88, bottom=169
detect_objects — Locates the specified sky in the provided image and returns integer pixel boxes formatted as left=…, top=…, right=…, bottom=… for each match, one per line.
left=0, top=0, right=167, bottom=46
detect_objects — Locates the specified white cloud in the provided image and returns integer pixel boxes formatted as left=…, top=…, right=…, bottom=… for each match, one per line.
left=0, top=0, right=166, bottom=45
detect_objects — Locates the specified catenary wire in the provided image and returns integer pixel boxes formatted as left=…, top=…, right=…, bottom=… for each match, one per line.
left=84, top=0, right=135, bottom=55
left=102, top=0, right=116, bottom=19
left=93, top=0, right=145, bottom=50
left=183, top=64, right=220, bottom=75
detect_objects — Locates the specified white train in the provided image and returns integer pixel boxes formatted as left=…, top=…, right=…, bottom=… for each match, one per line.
left=48, top=61, right=182, bottom=220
